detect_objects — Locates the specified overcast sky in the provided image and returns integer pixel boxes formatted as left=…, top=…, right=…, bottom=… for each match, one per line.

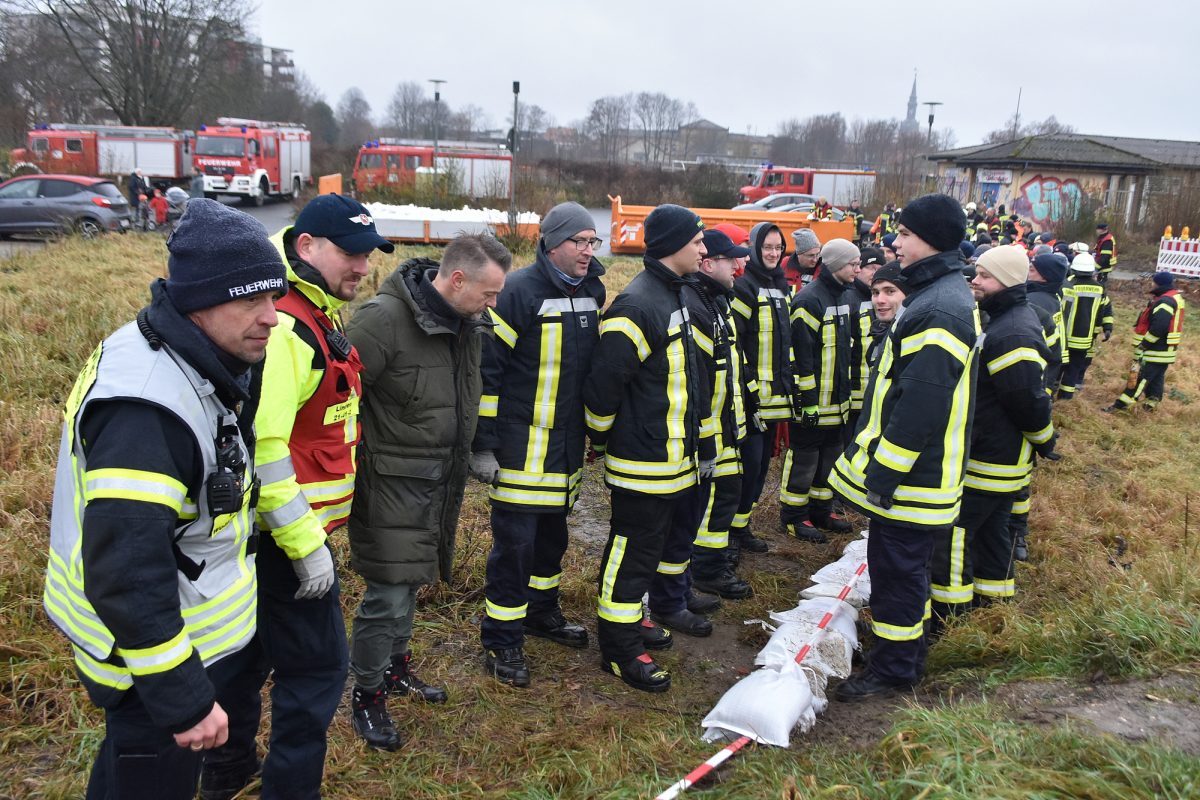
left=255, top=0, right=1198, bottom=148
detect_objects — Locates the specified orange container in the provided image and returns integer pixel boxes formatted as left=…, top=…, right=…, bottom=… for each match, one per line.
left=318, top=173, right=343, bottom=195
left=608, top=195, right=856, bottom=255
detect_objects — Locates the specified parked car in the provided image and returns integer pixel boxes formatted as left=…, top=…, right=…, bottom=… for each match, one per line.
left=732, top=192, right=818, bottom=211
left=0, top=174, right=132, bottom=239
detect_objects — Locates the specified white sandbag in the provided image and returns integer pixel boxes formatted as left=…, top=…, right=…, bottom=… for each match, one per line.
left=810, top=559, right=871, bottom=595
left=701, top=661, right=816, bottom=747
left=802, top=664, right=830, bottom=715
left=753, top=621, right=853, bottom=677
left=842, top=537, right=869, bottom=559
left=769, top=598, right=859, bottom=648
left=800, top=582, right=869, bottom=608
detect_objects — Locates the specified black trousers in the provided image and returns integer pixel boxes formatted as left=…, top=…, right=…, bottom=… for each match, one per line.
left=481, top=506, right=570, bottom=650
left=1113, top=360, right=1169, bottom=408
left=86, top=641, right=259, bottom=800
left=865, top=519, right=933, bottom=686
left=1057, top=346, right=1092, bottom=398
left=206, top=536, right=348, bottom=800
left=731, top=423, right=776, bottom=536
left=931, top=489, right=1015, bottom=620
left=1007, top=484, right=1031, bottom=542
left=691, top=472, right=742, bottom=580
left=779, top=424, right=843, bottom=527
left=598, top=487, right=696, bottom=662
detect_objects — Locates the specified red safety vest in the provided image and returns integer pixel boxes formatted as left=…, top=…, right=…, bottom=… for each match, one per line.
left=275, top=290, right=364, bottom=533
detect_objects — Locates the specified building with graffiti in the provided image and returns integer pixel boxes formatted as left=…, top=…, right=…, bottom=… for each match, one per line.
left=927, top=134, right=1200, bottom=227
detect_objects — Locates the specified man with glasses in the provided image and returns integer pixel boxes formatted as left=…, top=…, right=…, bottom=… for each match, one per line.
left=472, top=202, right=606, bottom=687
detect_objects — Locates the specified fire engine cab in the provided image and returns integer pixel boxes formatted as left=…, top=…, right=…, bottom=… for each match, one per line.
left=11, top=123, right=193, bottom=183
left=194, top=117, right=311, bottom=205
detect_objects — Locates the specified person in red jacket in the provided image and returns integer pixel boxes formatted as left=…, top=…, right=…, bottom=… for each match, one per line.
left=149, top=189, right=169, bottom=227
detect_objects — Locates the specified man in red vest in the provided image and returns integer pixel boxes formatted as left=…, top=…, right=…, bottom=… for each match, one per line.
left=202, top=195, right=393, bottom=800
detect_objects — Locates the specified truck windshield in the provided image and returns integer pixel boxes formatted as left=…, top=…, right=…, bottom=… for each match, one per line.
left=753, top=173, right=763, bottom=187
left=195, top=136, right=245, bottom=157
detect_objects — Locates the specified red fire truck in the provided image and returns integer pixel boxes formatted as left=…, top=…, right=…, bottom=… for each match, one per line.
left=738, top=166, right=876, bottom=205
left=352, top=140, right=512, bottom=199
left=10, top=123, right=194, bottom=183
left=194, top=117, right=311, bottom=205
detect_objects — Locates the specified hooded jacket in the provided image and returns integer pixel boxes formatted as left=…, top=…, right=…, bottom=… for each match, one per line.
left=731, top=222, right=795, bottom=421
left=346, top=259, right=490, bottom=584
left=844, top=278, right=874, bottom=412
left=790, top=267, right=852, bottom=426
left=473, top=244, right=606, bottom=512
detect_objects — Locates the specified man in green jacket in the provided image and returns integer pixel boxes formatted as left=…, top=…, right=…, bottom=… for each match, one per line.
left=344, top=234, right=510, bottom=750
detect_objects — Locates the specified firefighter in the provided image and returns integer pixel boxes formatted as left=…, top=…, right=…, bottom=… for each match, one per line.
left=870, top=202, right=897, bottom=244
left=830, top=194, right=979, bottom=700
left=687, top=229, right=756, bottom=600
left=780, top=239, right=860, bottom=542
left=203, top=195, right=394, bottom=791
left=811, top=196, right=834, bottom=220
left=1056, top=253, right=1113, bottom=401
left=583, top=205, right=715, bottom=691
left=782, top=227, right=821, bottom=294
left=881, top=233, right=898, bottom=262
left=846, top=247, right=887, bottom=438
left=846, top=200, right=865, bottom=240
left=471, top=203, right=606, bottom=687
left=1105, top=272, right=1186, bottom=412
left=729, top=221, right=794, bottom=556
left=45, top=200, right=284, bottom=799
left=931, top=246, right=1056, bottom=626
left=1094, top=223, right=1118, bottom=283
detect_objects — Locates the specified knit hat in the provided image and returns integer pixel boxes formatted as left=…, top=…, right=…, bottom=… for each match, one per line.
left=959, top=240, right=976, bottom=259
left=540, top=201, right=596, bottom=250
left=792, top=227, right=821, bottom=254
left=1032, top=244, right=1053, bottom=257
left=976, top=245, right=1029, bottom=288
left=1153, top=271, right=1175, bottom=289
left=293, top=193, right=394, bottom=254
left=881, top=233, right=897, bottom=250
left=1031, top=253, right=1069, bottom=285
left=898, top=193, right=967, bottom=253
left=165, top=199, right=287, bottom=314
left=972, top=244, right=992, bottom=262
left=712, top=222, right=750, bottom=245
left=820, top=238, right=860, bottom=271
left=644, top=204, right=704, bottom=259
left=1071, top=252, right=1098, bottom=274
left=860, top=247, right=886, bottom=267
left=872, top=261, right=906, bottom=289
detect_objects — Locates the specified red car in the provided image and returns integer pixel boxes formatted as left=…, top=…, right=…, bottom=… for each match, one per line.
left=0, top=174, right=132, bottom=238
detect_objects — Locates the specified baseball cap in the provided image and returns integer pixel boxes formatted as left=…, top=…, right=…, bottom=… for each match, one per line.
left=702, top=229, right=750, bottom=260
left=293, top=194, right=395, bottom=254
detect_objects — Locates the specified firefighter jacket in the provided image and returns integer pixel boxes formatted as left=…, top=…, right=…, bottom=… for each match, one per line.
left=1026, top=281, right=1064, bottom=382
left=791, top=268, right=853, bottom=426
left=583, top=257, right=715, bottom=496
left=1095, top=232, right=1118, bottom=272
left=964, top=285, right=1055, bottom=495
left=473, top=245, right=606, bottom=512
left=1134, top=287, right=1185, bottom=364
left=870, top=211, right=897, bottom=240
left=844, top=278, right=874, bottom=412
left=1062, top=277, right=1113, bottom=350
left=45, top=283, right=259, bottom=734
left=682, top=271, right=751, bottom=477
left=829, top=251, right=981, bottom=530
left=731, top=222, right=795, bottom=421
left=347, top=259, right=489, bottom=585
left=255, top=228, right=362, bottom=560
left=846, top=206, right=865, bottom=234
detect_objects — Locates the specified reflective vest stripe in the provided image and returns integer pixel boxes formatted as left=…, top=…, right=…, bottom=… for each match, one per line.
left=259, top=490, right=311, bottom=531
left=116, top=629, right=194, bottom=676
left=256, top=455, right=296, bottom=486
left=83, top=468, right=186, bottom=512
left=599, top=318, right=651, bottom=361
left=987, top=347, right=1046, bottom=375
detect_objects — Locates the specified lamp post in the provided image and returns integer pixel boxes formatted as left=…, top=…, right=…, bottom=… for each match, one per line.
left=509, top=81, right=519, bottom=231
left=924, top=101, right=943, bottom=144
left=429, top=78, right=446, bottom=179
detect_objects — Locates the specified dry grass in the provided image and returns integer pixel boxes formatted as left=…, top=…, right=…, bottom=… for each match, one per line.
left=1, top=238, right=1198, bottom=798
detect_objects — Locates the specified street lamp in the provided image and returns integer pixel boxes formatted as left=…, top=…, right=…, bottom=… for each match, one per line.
left=924, top=101, right=943, bottom=144
left=429, top=78, right=446, bottom=177
left=509, top=81, right=519, bottom=231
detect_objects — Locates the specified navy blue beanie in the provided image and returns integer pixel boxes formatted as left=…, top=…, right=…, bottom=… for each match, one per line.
left=644, top=204, right=704, bottom=259
left=1153, top=271, right=1175, bottom=289
left=1032, top=253, right=1068, bottom=285
left=898, top=193, right=967, bottom=253
left=165, top=199, right=287, bottom=313
left=959, top=240, right=976, bottom=259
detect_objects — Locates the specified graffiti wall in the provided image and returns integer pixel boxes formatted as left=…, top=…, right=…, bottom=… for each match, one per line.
left=934, top=164, right=1113, bottom=225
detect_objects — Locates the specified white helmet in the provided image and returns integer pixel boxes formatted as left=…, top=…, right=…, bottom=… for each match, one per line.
left=1071, top=252, right=1097, bottom=273
left=965, top=202, right=977, bottom=211
left=1069, top=241, right=1090, bottom=254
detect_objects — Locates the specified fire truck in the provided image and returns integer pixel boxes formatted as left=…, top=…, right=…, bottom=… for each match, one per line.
left=10, top=123, right=194, bottom=183
left=352, top=139, right=512, bottom=199
left=738, top=166, right=876, bottom=205
left=194, top=117, right=311, bottom=206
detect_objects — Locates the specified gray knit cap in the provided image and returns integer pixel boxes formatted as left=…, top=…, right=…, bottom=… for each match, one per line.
left=792, top=227, right=821, bottom=254
left=540, top=202, right=596, bottom=250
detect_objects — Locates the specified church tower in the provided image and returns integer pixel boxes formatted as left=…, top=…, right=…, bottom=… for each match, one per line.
left=901, top=71, right=919, bottom=134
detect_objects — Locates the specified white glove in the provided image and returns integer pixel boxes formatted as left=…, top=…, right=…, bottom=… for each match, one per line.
left=292, top=545, right=335, bottom=600
left=698, top=458, right=716, bottom=480
left=469, top=450, right=500, bottom=485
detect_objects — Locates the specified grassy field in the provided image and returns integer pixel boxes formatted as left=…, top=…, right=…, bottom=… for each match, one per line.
left=1, top=234, right=1198, bottom=798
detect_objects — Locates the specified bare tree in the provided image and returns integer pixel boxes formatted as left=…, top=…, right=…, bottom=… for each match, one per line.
left=449, top=103, right=490, bottom=138
left=984, top=113, right=1075, bottom=143
left=385, top=81, right=429, bottom=137
left=509, top=101, right=554, bottom=136
left=585, top=94, right=632, bottom=164
left=336, top=87, right=373, bottom=149
left=633, top=91, right=689, bottom=164
left=23, top=0, right=255, bottom=125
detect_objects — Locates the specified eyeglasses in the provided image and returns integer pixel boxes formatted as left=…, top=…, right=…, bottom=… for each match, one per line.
left=567, top=237, right=603, bottom=251
left=761, top=245, right=784, bottom=253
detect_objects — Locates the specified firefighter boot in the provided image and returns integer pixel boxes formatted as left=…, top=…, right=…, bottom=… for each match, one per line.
left=639, top=617, right=673, bottom=650
left=483, top=647, right=531, bottom=688
left=602, top=653, right=671, bottom=693
left=350, top=686, right=403, bottom=752
left=810, top=510, right=853, bottom=534
left=650, top=608, right=714, bottom=638
left=198, top=752, right=261, bottom=800
left=1014, top=534, right=1028, bottom=562
left=786, top=520, right=829, bottom=543
left=385, top=653, right=448, bottom=703
left=686, top=588, right=722, bottom=614
left=692, top=568, right=753, bottom=600
left=523, top=609, right=589, bottom=648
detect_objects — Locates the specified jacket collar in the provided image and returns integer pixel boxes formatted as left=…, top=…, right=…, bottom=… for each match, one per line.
left=381, top=258, right=491, bottom=337
left=271, top=226, right=347, bottom=315
left=899, top=250, right=964, bottom=291
left=641, top=256, right=692, bottom=290
left=697, top=271, right=733, bottom=299
left=979, top=283, right=1027, bottom=316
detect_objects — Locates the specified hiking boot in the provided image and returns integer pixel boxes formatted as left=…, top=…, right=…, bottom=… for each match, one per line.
left=602, top=653, right=671, bottom=693
left=1101, top=404, right=1123, bottom=413
left=385, top=653, right=447, bottom=703
left=736, top=530, right=770, bottom=554
left=692, top=569, right=753, bottom=600
left=833, top=671, right=914, bottom=703
left=650, top=608, right=713, bottom=638
left=350, top=686, right=403, bottom=751
left=1013, top=534, right=1028, bottom=562
left=198, top=753, right=261, bottom=800
left=483, top=647, right=531, bottom=688
left=686, top=589, right=722, bottom=614
left=523, top=609, right=589, bottom=648
left=811, top=512, right=853, bottom=534
left=786, top=520, right=828, bottom=543
left=639, top=617, right=673, bottom=650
